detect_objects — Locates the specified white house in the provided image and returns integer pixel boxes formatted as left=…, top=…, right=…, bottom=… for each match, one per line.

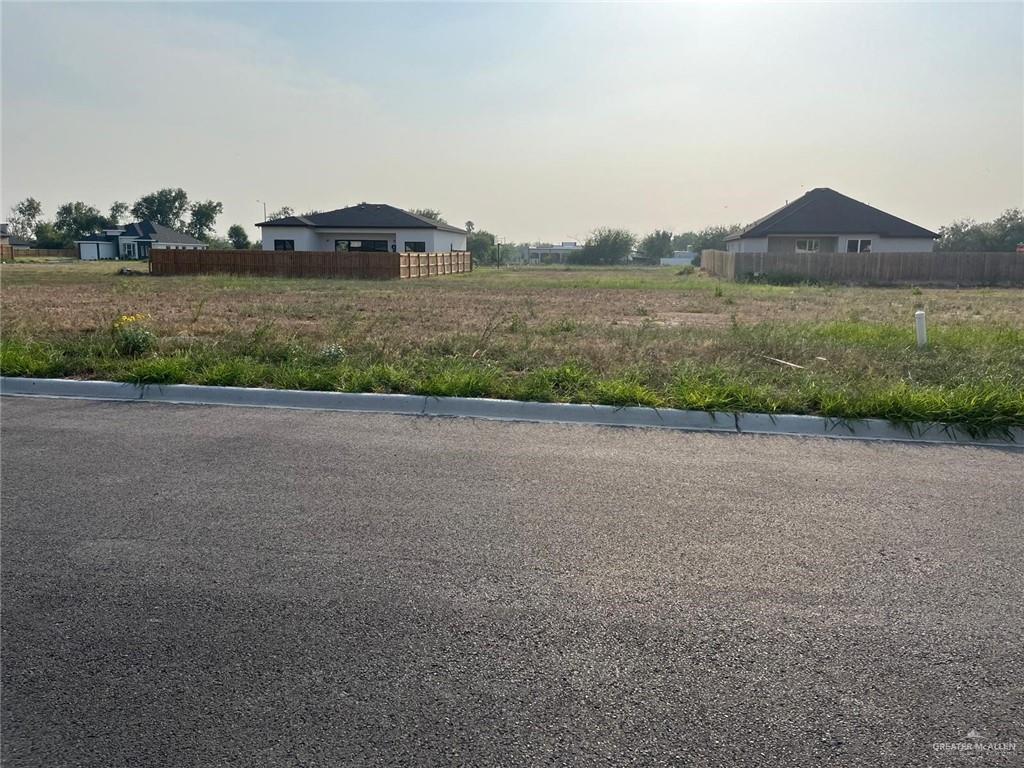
left=256, top=203, right=467, bottom=253
left=527, top=241, right=581, bottom=264
left=725, top=188, right=938, bottom=254
left=76, top=221, right=206, bottom=260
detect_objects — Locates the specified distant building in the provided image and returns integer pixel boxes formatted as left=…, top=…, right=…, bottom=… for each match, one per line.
left=661, top=250, right=697, bottom=266
left=1, top=223, right=33, bottom=250
left=256, top=203, right=467, bottom=253
left=725, top=188, right=938, bottom=254
left=527, top=241, right=581, bottom=264
left=76, top=221, right=207, bottom=260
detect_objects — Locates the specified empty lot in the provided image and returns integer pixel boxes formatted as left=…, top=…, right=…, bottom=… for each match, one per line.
left=2, top=262, right=1022, bottom=428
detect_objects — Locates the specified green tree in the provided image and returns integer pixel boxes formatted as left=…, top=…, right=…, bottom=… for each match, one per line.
left=8, top=197, right=43, bottom=238
left=465, top=220, right=475, bottom=233
left=937, top=209, right=1024, bottom=252
left=227, top=224, right=251, bottom=249
left=54, top=201, right=109, bottom=241
left=267, top=206, right=294, bottom=221
left=467, top=230, right=496, bottom=264
left=33, top=222, right=68, bottom=249
left=186, top=200, right=224, bottom=241
left=410, top=208, right=447, bottom=224
left=108, top=201, right=129, bottom=226
left=638, top=229, right=673, bottom=261
left=571, top=228, right=637, bottom=265
left=131, top=188, right=190, bottom=229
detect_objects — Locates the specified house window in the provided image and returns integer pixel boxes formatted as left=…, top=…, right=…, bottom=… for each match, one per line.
left=795, top=239, right=820, bottom=253
left=847, top=239, right=872, bottom=253
left=404, top=241, right=426, bottom=253
left=335, top=239, right=388, bottom=252
left=121, top=242, right=137, bottom=259
left=274, top=239, right=295, bottom=251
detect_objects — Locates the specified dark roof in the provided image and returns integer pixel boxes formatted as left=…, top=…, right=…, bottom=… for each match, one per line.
left=74, top=221, right=204, bottom=246
left=121, top=221, right=205, bottom=245
left=8, top=235, right=34, bottom=247
left=256, top=203, right=467, bottom=234
left=727, top=188, right=938, bottom=240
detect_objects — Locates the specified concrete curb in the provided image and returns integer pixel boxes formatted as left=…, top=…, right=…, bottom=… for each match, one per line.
left=1, top=376, right=1020, bottom=449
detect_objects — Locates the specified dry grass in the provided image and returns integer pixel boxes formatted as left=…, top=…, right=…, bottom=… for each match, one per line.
left=3, top=261, right=1021, bottom=344
left=2, top=262, right=1022, bottom=430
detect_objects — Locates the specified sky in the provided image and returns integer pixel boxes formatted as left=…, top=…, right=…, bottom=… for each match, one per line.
left=2, top=1, right=1022, bottom=243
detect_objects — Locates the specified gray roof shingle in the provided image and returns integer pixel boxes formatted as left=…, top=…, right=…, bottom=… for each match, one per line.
left=727, top=188, right=938, bottom=240
left=257, top=203, right=467, bottom=234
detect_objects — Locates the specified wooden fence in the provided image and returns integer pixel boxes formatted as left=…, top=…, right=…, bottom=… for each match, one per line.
left=701, top=249, right=1024, bottom=286
left=150, top=249, right=472, bottom=280
left=0, top=245, right=76, bottom=261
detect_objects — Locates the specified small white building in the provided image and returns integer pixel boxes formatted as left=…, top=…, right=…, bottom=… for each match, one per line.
left=527, top=241, right=581, bottom=264
left=76, top=221, right=206, bottom=260
left=661, top=250, right=698, bottom=266
left=256, top=203, right=467, bottom=253
left=725, top=188, right=937, bottom=255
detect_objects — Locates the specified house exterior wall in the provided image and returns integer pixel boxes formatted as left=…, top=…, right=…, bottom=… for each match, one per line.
left=151, top=242, right=205, bottom=250
left=78, top=241, right=116, bottom=260
left=726, top=237, right=768, bottom=253
left=260, top=226, right=320, bottom=251
left=261, top=226, right=467, bottom=252
left=730, top=234, right=935, bottom=254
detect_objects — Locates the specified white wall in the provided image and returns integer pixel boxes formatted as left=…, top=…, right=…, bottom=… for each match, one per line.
left=728, top=235, right=935, bottom=253
left=872, top=237, right=936, bottom=252
left=261, top=226, right=467, bottom=252
left=260, top=226, right=320, bottom=251
left=726, top=237, right=768, bottom=253
left=430, top=230, right=467, bottom=252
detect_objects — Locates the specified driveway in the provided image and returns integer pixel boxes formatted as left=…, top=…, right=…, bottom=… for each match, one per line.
left=2, top=396, right=1021, bottom=766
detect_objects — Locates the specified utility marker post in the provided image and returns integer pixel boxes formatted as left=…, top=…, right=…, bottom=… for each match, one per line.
left=915, top=310, right=927, bottom=348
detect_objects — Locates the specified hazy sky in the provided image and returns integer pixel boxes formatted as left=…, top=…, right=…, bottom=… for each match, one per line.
left=2, top=1, right=1022, bottom=242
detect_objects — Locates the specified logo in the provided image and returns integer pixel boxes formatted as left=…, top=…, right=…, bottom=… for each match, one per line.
left=933, top=727, right=1017, bottom=754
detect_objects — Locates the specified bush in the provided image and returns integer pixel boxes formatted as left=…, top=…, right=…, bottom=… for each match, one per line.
left=111, top=313, right=155, bottom=356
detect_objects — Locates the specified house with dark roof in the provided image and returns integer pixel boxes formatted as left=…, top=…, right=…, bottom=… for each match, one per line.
left=256, top=203, right=467, bottom=253
left=1, top=223, right=33, bottom=250
left=75, top=221, right=207, bottom=260
left=726, top=188, right=938, bottom=255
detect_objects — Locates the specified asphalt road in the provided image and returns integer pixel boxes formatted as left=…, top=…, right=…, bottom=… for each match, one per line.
left=2, top=396, right=1022, bottom=767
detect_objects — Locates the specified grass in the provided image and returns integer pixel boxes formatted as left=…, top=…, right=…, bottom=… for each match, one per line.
left=2, top=263, right=1022, bottom=433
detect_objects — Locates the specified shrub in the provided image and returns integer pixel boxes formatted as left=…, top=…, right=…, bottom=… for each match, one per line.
left=111, top=313, right=155, bottom=356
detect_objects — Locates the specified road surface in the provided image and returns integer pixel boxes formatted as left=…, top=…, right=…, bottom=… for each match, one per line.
left=2, top=396, right=1022, bottom=766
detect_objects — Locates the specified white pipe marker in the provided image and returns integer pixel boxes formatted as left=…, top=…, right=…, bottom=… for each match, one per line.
left=915, top=310, right=927, bottom=348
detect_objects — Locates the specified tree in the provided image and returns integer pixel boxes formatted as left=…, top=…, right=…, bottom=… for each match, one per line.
left=572, top=228, right=637, bottom=265
left=638, top=229, right=673, bottom=261
left=54, top=201, right=109, bottom=241
left=672, top=225, right=741, bottom=253
left=937, top=209, right=1024, bottom=252
left=186, top=200, right=224, bottom=241
left=33, top=222, right=67, bottom=249
left=410, top=208, right=447, bottom=224
left=267, top=206, right=294, bottom=221
left=467, top=230, right=496, bottom=265
left=108, top=201, right=129, bottom=226
left=227, top=224, right=251, bottom=249
left=131, top=188, right=190, bottom=229
left=8, top=197, right=43, bottom=238
left=465, top=220, right=475, bottom=233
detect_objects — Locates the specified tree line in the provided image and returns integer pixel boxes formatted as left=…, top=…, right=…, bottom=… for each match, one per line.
left=7, top=189, right=227, bottom=249
left=8, top=193, right=1022, bottom=256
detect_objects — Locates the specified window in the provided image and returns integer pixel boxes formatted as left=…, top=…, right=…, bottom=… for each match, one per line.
left=274, top=239, right=295, bottom=251
left=335, top=239, right=388, bottom=252
left=404, top=241, right=426, bottom=253
left=847, top=239, right=872, bottom=253
left=121, top=242, right=137, bottom=259
left=795, top=239, right=820, bottom=253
